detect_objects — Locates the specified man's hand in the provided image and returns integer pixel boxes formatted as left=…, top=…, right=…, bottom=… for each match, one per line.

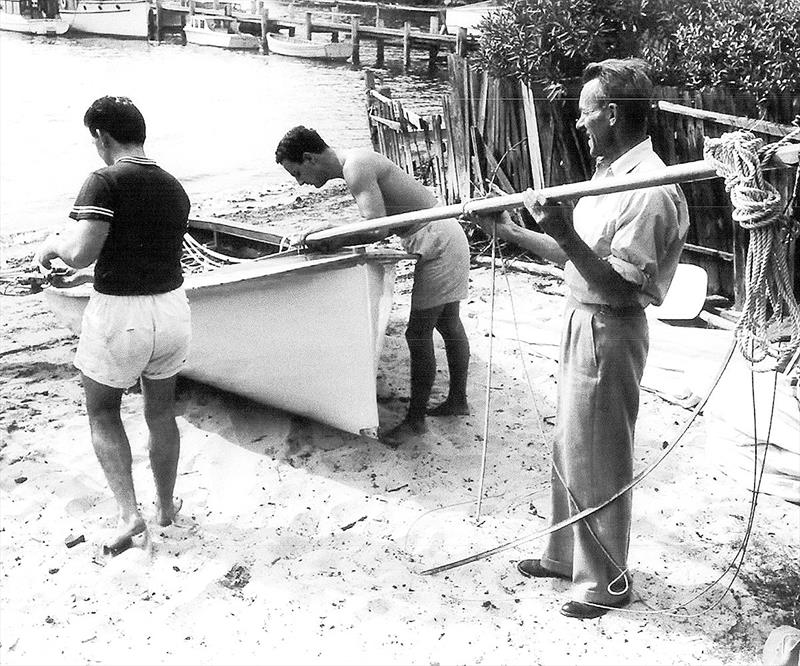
left=522, top=191, right=575, bottom=245
left=464, top=210, right=516, bottom=241
left=35, top=233, right=60, bottom=271
left=301, top=224, right=345, bottom=253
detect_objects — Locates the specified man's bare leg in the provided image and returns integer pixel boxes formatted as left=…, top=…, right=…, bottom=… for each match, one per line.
left=382, top=306, right=442, bottom=446
left=82, top=374, right=146, bottom=550
left=141, top=374, right=181, bottom=526
left=428, top=301, right=470, bottom=416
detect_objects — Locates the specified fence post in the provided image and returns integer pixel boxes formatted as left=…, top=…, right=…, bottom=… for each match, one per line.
left=364, top=69, right=379, bottom=152
left=304, top=11, right=312, bottom=40
left=456, top=27, right=467, bottom=57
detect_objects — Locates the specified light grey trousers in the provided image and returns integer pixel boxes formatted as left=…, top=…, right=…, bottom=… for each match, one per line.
left=540, top=298, right=648, bottom=604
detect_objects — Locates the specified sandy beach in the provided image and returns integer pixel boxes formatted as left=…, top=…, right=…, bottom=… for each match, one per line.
left=1, top=191, right=798, bottom=665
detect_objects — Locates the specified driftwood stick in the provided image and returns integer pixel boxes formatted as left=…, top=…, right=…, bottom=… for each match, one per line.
left=305, top=144, right=800, bottom=244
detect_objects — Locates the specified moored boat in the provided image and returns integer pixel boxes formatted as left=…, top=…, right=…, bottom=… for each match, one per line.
left=266, top=32, right=352, bottom=61
left=184, top=14, right=260, bottom=50
left=43, top=218, right=410, bottom=437
left=0, top=0, right=69, bottom=35
left=58, top=0, right=151, bottom=38
left=444, top=0, right=501, bottom=35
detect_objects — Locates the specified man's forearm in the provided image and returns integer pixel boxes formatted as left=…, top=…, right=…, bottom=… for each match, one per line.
left=500, top=223, right=568, bottom=266
left=38, top=230, right=95, bottom=269
left=558, top=232, right=639, bottom=306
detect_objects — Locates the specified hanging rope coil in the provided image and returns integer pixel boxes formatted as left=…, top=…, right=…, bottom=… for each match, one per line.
left=703, top=129, right=800, bottom=375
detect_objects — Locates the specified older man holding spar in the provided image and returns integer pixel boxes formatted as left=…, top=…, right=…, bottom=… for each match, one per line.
left=474, top=58, right=689, bottom=619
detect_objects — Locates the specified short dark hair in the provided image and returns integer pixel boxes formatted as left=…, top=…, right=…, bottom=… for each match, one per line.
left=275, top=126, right=329, bottom=164
left=83, top=96, right=146, bottom=145
left=582, top=58, right=653, bottom=131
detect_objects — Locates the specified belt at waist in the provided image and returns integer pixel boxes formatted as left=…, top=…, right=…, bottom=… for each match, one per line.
left=567, top=296, right=644, bottom=317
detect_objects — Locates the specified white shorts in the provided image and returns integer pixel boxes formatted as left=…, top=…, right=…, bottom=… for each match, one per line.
left=75, top=287, right=191, bottom=389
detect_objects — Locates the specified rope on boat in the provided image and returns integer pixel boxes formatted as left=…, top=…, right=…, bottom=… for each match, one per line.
left=703, top=128, right=800, bottom=377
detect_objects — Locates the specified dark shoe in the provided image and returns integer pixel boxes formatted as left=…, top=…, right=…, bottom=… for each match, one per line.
left=560, top=595, right=630, bottom=619
left=516, top=559, right=570, bottom=580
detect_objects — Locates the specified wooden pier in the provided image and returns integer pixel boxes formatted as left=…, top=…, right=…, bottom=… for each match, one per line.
left=152, top=0, right=477, bottom=72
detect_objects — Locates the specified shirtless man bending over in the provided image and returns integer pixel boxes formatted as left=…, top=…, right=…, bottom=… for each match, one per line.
left=276, top=126, right=471, bottom=445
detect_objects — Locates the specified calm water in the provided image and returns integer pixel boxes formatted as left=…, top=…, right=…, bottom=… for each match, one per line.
left=0, top=21, right=447, bottom=240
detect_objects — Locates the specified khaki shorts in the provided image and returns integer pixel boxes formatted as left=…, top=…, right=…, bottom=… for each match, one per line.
left=75, top=287, right=191, bottom=389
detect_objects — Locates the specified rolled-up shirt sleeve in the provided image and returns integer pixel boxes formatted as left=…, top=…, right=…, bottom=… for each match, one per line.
left=69, top=172, right=115, bottom=223
left=607, top=186, right=682, bottom=294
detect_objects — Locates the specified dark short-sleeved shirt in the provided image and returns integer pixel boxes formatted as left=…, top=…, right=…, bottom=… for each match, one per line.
left=69, top=156, right=190, bottom=296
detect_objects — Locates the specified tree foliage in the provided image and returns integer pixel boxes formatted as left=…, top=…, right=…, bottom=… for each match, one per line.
left=476, top=0, right=800, bottom=103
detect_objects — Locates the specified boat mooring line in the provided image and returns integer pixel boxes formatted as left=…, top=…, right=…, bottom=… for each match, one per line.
left=474, top=223, right=497, bottom=523
left=419, top=337, right=738, bottom=576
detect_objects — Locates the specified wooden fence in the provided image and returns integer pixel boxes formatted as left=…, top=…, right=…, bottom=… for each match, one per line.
left=365, top=55, right=800, bottom=304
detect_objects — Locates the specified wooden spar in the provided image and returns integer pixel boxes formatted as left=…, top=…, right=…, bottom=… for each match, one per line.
left=305, top=143, right=800, bottom=244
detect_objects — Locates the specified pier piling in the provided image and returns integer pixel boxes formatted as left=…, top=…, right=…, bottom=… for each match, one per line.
left=351, top=16, right=360, bottom=65
left=375, top=17, right=384, bottom=67
left=260, top=6, right=269, bottom=53
left=402, top=21, right=411, bottom=72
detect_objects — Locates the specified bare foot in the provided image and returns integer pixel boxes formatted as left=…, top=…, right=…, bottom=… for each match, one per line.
left=427, top=399, right=470, bottom=416
left=381, top=418, right=427, bottom=447
left=155, top=496, right=183, bottom=527
left=103, top=516, right=147, bottom=556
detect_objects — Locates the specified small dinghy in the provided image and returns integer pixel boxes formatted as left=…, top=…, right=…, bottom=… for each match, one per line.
left=44, top=217, right=410, bottom=436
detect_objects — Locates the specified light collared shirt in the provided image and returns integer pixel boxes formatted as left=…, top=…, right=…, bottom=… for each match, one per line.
left=565, top=137, right=690, bottom=307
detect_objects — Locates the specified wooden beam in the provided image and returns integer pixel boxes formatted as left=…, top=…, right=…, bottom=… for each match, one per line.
left=306, top=143, right=800, bottom=244
left=657, top=100, right=798, bottom=138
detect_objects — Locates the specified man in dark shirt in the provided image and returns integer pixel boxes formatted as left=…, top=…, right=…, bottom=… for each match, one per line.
left=37, top=96, right=191, bottom=554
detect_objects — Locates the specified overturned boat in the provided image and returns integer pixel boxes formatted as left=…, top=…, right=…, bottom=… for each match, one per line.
left=44, top=217, right=410, bottom=436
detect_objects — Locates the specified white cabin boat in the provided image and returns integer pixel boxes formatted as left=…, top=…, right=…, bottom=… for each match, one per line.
left=266, top=32, right=352, bottom=61
left=59, top=0, right=150, bottom=38
left=184, top=14, right=260, bottom=50
left=0, top=0, right=69, bottom=35
left=43, top=218, right=410, bottom=436
left=444, top=1, right=501, bottom=35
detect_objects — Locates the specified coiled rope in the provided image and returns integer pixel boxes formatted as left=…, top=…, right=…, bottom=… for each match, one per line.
left=703, top=129, right=800, bottom=376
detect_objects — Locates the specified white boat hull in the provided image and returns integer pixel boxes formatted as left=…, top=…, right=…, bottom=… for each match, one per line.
left=444, top=1, right=500, bottom=35
left=0, top=12, right=70, bottom=34
left=266, top=33, right=352, bottom=61
left=60, top=0, right=149, bottom=38
left=44, top=250, right=404, bottom=436
left=184, top=26, right=259, bottom=50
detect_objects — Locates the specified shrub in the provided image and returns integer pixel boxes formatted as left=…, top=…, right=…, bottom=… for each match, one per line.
left=477, top=0, right=800, bottom=103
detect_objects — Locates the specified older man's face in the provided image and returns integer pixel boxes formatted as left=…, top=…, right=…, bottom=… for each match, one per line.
left=576, top=78, right=612, bottom=159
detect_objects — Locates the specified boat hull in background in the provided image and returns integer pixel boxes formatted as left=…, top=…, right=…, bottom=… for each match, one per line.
left=266, top=32, right=352, bottom=61
left=59, top=0, right=150, bottom=38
